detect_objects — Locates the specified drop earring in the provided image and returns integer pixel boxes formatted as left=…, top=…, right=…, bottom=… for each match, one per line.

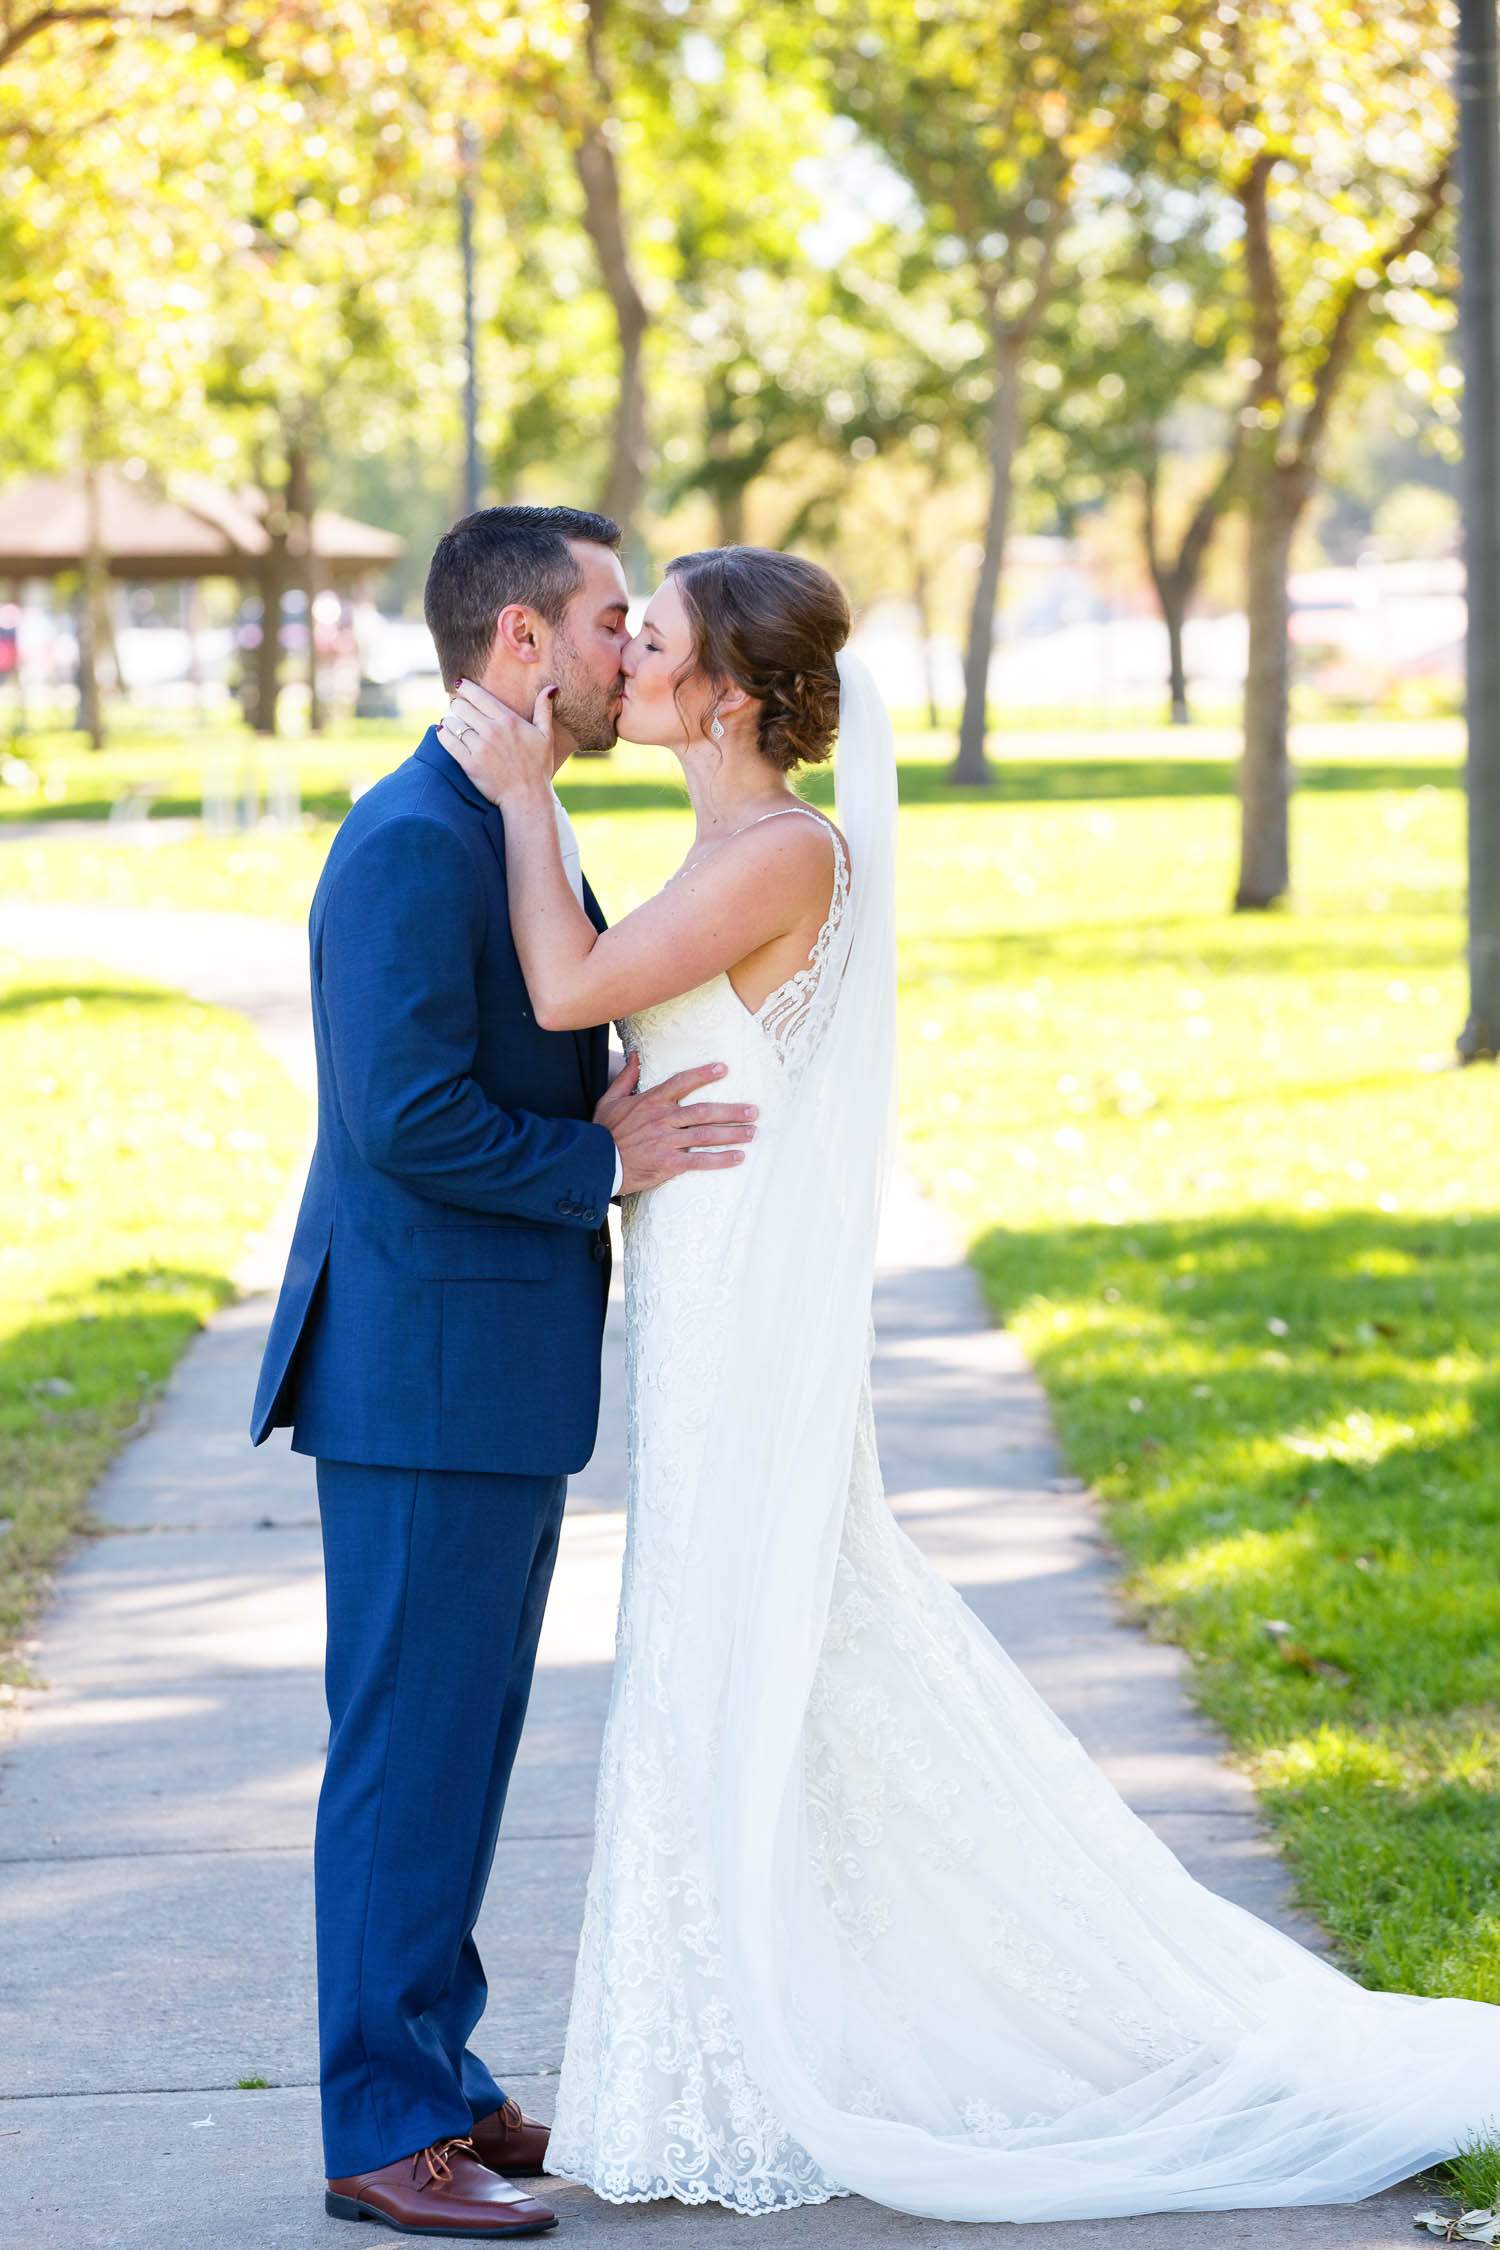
left=709, top=710, right=725, bottom=741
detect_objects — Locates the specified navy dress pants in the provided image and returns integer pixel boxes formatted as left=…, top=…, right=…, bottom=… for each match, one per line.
left=312, top=1457, right=567, bottom=2178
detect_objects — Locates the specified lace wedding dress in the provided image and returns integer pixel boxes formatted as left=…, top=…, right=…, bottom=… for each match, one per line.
left=546, top=654, right=1500, bottom=2223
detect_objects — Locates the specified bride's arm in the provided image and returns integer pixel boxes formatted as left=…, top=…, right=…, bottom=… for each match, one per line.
left=439, top=681, right=834, bottom=1032
left=505, top=795, right=831, bottom=1031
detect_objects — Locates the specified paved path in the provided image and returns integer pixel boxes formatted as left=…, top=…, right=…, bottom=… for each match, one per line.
left=0, top=903, right=1436, bottom=2248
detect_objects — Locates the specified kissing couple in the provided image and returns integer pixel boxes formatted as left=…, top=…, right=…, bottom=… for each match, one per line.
left=253, top=506, right=1500, bottom=2238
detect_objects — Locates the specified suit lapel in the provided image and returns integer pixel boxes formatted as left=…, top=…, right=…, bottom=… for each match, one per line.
left=412, top=730, right=606, bottom=1098
left=577, top=874, right=609, bottom=1101
left=477, top=804, right=610, bottom=1106
left=415, top=725, right=493, bottom=811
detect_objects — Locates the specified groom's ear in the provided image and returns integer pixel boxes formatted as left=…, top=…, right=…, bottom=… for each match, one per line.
left=492, top=601, right=544, bottom=666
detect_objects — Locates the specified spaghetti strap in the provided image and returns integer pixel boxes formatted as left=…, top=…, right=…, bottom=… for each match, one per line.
left=741, top=806, right=848, bottom=868
left=663, top=803, right=848, bottom=898
left=743, top=805, right=837, bottom=837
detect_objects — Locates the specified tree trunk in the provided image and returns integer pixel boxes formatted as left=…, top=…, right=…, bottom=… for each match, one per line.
left=1162, top=583, right=1189, bottom=726
left=1457, top=0, right=1500, bottom=1061
left=953, top=338, right=1021, bottom=785
left=574, top=0, right=649, bottom=584
left=77, top=459, right=108, bottom=749
left=253, top=470, right=290, bottom=739
left=459, top=120, right=482, bottom=517
left=1235, top=467, right=1303, bottom=909
left=908, top=541, right=940, bottom=732
left=1141, top=442, right=1242, bottom=730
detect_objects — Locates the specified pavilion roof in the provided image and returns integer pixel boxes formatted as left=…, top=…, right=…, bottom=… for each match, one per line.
left=0, top=467, right=404, bottom=582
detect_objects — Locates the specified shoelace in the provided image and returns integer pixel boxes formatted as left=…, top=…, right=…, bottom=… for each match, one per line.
left=412, top=2134, right=479, bottom=2191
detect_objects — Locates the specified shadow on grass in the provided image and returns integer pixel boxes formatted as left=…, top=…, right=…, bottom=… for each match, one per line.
left=910, top=921, right=1465, bottom=986
left=0, top=751, right=1464, bottom=832
left=564, top=756, right=1463, bottom=816
left=0, top=982, right=191, bottom=1019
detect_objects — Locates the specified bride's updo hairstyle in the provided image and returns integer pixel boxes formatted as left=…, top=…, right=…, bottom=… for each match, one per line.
left=667, top=546, right=851, bottom=772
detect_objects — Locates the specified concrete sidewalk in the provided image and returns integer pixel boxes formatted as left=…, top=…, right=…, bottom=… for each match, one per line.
left=0, top=903, right=1435, bottom=2248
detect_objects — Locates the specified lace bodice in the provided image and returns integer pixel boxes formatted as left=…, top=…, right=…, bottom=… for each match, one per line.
left=617, top=803, right=851, bottom=1097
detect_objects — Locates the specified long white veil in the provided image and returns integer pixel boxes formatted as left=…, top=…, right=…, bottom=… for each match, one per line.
left=671, top=634, right=900, bottom=1996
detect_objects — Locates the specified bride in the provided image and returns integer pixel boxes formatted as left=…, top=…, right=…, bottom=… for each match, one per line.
left=438, top=544, right=1500, bottom=2223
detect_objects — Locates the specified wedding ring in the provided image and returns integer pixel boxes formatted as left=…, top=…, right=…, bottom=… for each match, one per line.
left=451, top=716, right=470, bottom=746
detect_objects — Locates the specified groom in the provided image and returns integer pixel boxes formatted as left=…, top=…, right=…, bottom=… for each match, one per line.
left=251, top=505, right=757, bottom=2237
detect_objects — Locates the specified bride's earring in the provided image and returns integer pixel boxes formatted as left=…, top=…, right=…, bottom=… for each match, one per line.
left=708, top=707, right=725, bottom=741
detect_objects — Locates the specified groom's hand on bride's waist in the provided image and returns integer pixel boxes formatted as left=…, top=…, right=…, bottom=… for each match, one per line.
left=594, top=1051, right=757, bottom=1197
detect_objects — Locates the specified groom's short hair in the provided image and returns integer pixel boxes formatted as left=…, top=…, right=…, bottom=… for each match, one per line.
left=424, top=504, right=623, bottom=690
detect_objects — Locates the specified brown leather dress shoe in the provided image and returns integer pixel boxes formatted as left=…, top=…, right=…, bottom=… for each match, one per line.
left=325, top=2134, right=556, bottom=2236
left=468, top=2098, right=550, bottom=2178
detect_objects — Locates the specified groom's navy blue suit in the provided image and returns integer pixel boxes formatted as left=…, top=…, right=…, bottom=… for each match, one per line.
left=251, top=728, right=617, bottom=2177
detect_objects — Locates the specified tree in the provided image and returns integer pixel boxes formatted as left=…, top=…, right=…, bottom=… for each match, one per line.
left=570, top=0, right=650, bottom=572
left=0, top=0, right=463, bottom=736
left=0, top=0, right=210, bottom=74
left=807, top=0, right=1176, bottom=784
left=1030, top=183, right=1246, bottom=724
left=644, top=37, right=834, bottom=550
left=0, top=26, right=247, bottom=738
left=1169, top=0, right=1456, bottom=907
left=471, top=0, right=695, bottom=579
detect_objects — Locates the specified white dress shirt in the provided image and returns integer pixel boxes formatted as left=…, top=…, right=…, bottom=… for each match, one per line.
left=552, top=783, right=623, bottom=1200
left=551, top=784, right=584, bottom=904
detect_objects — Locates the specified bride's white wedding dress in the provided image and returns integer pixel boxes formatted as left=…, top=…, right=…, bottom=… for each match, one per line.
left=546, top=654, right=1500, bottom=2222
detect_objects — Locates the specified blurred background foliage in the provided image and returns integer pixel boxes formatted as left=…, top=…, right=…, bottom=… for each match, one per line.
left=0, top=3, right=1465, bottom=887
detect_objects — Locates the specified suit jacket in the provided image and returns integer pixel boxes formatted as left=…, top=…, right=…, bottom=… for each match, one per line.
left=250, top=728, right=617, bottom=1476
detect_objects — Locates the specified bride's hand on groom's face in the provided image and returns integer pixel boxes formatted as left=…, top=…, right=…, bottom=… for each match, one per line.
left=438, top=676, right=557, bottom=804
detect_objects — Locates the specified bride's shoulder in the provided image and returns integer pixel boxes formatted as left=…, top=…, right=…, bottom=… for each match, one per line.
left=659, top=804, right=849, bottom=926
left=734, top=805, right=849, bottom=910
left=750, top=802, right=849, bottom=868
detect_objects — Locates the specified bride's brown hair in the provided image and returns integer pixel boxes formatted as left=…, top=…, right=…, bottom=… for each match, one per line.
left=666, top=546, right=851, bottom=772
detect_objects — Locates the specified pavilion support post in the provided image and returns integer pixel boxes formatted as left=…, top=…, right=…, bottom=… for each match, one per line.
left=306, top=562, right=325, bottom=735
left=7, top=578, right=25, bottom=736
left=253, top=470, right=290, bottom=739
left=287, top=432, right=323, bottom=735
left=183, top=579, right=206, bottom=726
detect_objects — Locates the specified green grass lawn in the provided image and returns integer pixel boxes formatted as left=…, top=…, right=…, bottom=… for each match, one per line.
left=4, top=714, right=1497, bottom=2030
left=0, top=714, right=414, bottom=825
left=0, top=958, right=306, bottom=1685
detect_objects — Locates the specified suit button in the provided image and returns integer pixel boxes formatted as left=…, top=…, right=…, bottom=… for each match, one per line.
left=591, top=1238, right=608, bottom=1262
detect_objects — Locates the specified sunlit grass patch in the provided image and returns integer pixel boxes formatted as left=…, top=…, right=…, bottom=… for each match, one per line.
left=1252, top=1716, right=1500, bottom=2004
left=0, top=958, right=305, bottom=1678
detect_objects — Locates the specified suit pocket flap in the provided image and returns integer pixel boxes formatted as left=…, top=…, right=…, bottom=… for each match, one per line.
left=409, top=1224, right=555, bottom=1282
